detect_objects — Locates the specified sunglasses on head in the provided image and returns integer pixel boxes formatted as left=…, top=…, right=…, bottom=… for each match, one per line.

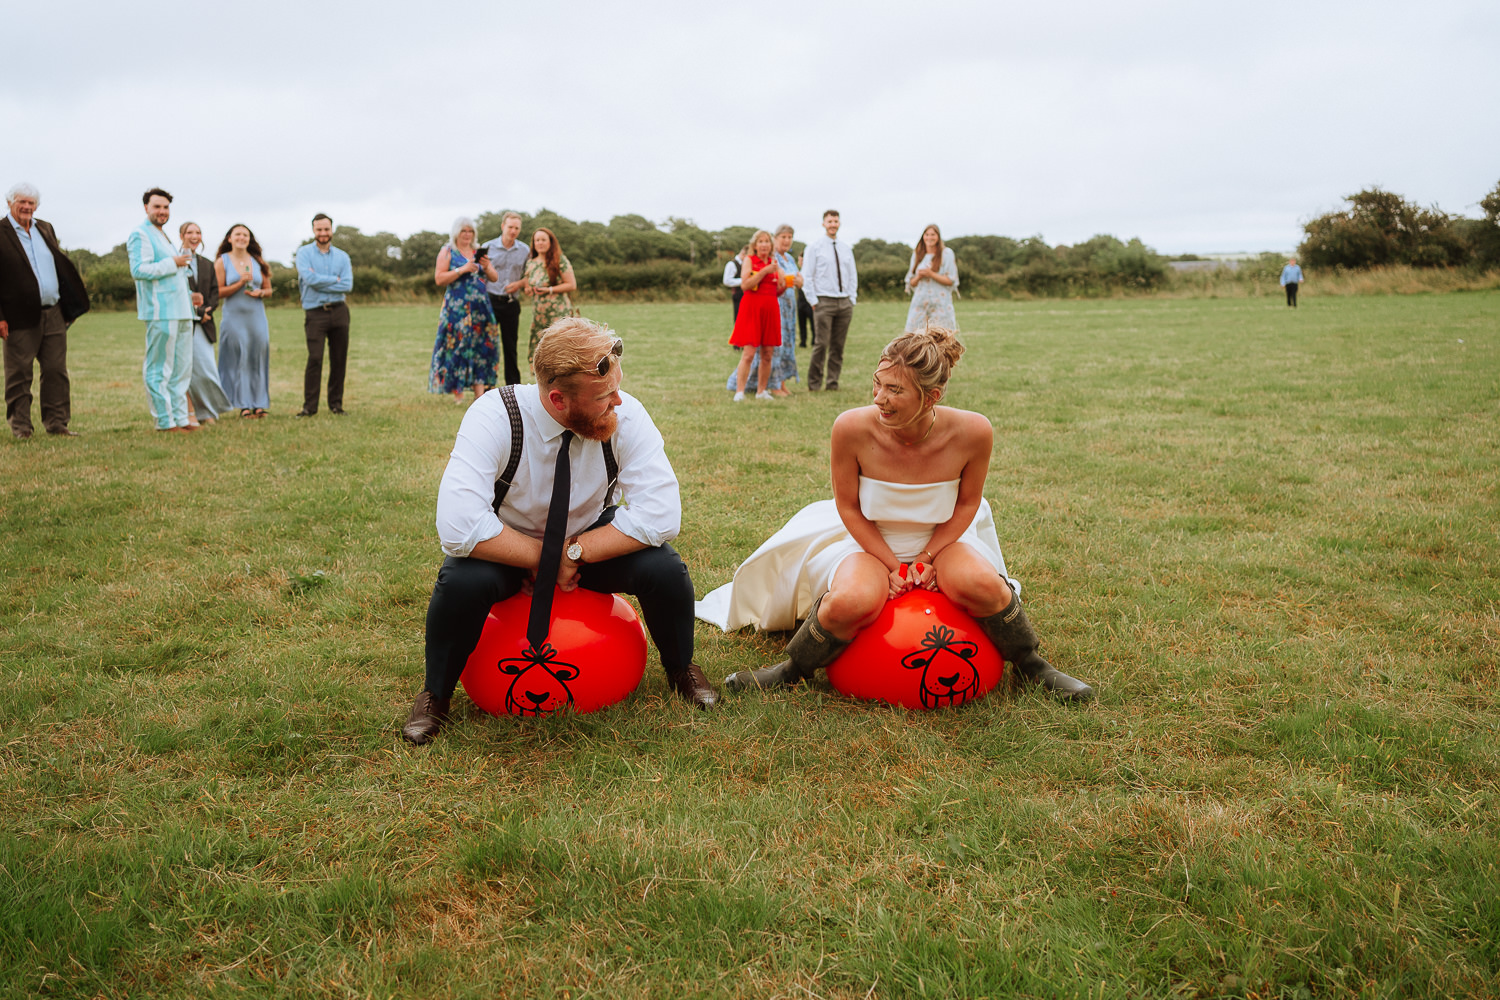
left=567, top=337, right=624, bottom=378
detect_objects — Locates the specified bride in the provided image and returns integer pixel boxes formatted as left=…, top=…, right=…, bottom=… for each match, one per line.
left=695, top=326, right=1093, bottom=702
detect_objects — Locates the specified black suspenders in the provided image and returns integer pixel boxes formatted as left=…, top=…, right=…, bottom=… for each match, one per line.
left=491, top=384, right=619, bottom=516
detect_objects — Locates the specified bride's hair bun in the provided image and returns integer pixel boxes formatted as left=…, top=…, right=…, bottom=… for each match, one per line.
left=878, top=325, right=965, bottom=401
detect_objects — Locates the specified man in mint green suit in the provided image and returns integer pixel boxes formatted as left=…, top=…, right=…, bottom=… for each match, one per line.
left=127, top=188, right=196, bottom=432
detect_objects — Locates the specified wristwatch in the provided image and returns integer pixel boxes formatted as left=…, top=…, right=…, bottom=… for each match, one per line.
left=566, top=539, right=585, bottom=563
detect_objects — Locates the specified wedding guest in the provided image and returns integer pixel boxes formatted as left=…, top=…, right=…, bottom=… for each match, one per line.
left=431, top=217, right=501, bottom=402
left=127, top=188, right=195, bottom=432
left=728, top=230, right=781, bottom=402
left=722, top=244, right=747, bottom=322
left=802, top=209, right=857, bottom=391
left=725, top=225, right=801, bottom=397
left=178, top=221, right=231, bottom=425
left=2, top=182, right=89, bottom=439
left=522, top=227, right=579, bottom=364
left=215, top=224, right=273, bottom=418
left=481, top=212, right=530, bottom=385
left=294, top=213, right=353, bottom=416
left=903, top=223, right=959, bottom=332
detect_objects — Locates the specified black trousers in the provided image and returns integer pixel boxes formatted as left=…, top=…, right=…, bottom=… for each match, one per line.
left=797, top=294, right=814, bottom=347
left=1284, top=282, right=1299, bottom=307
left=487, top=293, right=523, bottom=385
left=303, top=302, right=350, bottom=412
left=423, top=542, right=697, bottom=699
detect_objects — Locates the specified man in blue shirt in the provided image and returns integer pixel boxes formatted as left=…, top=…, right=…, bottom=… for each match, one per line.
left=480, top=212, right=530, bottom=386
left=1, top=182, right=90, bottom=438
left=1280, top=258, right=1304, bottom=308
left=294, top=213, right=354, bottom=415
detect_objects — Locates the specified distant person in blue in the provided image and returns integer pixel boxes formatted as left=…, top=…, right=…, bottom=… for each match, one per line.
left=1280, top=258, right=1303, bottom=308
left=294, top=214, right=354, bottom=416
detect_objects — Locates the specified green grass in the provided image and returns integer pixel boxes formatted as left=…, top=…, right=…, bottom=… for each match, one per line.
left=2, top=293, right=1497, bottom=998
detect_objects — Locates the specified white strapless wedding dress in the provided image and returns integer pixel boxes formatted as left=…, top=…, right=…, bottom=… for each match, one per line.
left=694, top=477, right=1016, bottom=632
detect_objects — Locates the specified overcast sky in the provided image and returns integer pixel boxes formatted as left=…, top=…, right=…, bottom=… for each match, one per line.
left=9, top=0, right=1498, bottom=262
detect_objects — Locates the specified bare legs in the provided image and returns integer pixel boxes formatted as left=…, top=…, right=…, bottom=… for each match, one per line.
left=733, top=345, right=776, bottom=400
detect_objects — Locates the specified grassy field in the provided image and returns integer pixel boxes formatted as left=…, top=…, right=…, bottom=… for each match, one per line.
left=2, top=292, right=1497, bottom=999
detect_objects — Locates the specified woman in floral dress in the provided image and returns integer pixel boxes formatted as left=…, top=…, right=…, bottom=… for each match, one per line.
left=903, top=223, right=960, bottom=333
left=430, top=217, right=501, bottom=401
left=523, top=227, right=579, bottom=364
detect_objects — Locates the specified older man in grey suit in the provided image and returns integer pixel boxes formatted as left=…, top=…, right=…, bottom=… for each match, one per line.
left=1, top=182, right=90, bottom=439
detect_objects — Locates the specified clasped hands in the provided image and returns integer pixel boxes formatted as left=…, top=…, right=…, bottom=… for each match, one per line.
left=886, top=560, right=937, bottom=598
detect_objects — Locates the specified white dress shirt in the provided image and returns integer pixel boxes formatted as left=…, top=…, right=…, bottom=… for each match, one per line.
left=722, top=257, right=742, bottom=288
left=435, top=384, right=682, bottom=557
left=801, top=235, right=857, bottom=307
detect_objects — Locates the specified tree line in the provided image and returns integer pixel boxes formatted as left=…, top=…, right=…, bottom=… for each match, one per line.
left=1297, top=181, right=1500, bottom=271
left=68, top=182, right=1500, bottom=308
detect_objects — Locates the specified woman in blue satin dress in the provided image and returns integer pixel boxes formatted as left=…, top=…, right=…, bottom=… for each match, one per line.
left=215, top=224, right=272, bottom=418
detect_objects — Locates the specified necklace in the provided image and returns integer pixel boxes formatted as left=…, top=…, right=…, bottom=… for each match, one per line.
left=896, top=409, right=937, bottom=446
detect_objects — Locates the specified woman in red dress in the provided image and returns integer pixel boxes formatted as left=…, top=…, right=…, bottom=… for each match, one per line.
left=729, top=230, right=783, bottom=401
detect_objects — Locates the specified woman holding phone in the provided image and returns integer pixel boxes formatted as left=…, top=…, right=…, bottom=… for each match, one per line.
left=215, top=224, right=273, bottom=418
left=430, top=216, right=500, bottom=402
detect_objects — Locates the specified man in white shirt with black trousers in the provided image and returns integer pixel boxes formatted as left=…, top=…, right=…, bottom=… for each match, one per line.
left=800, top=208, right=858, bottom=391
left=403, top=317, right=718, bottom=743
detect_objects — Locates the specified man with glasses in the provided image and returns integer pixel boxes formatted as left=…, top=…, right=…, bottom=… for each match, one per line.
left=403, top=317, right=718, bottom=743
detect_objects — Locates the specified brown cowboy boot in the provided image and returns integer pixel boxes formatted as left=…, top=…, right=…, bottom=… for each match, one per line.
left=724, top=594, right=852, bottom=692
left=976, top=590, right=1094, bottom=703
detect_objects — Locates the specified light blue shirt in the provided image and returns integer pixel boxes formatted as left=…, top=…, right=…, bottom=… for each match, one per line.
left=1280, top=264, right=1303, bottom=286
left=10, top=214, right=60, bottom=307
left=480, top=237, right=530, bottom=296
left=295, top=241, right=354, bottom=309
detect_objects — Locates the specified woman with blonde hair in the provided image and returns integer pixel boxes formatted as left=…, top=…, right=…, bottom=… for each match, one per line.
left=903, top=223, right=959, bottom=333
left=727, top=229, right=782, bottom=401
left=698, top=325, right=1093, bottom=702
left=430, top=216, right=501, bottom=402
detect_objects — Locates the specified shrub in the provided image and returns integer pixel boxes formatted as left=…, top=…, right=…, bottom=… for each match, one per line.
left=80, top=262, right=135, bottom=308
left=1298, top=188, right=1467, bottom=270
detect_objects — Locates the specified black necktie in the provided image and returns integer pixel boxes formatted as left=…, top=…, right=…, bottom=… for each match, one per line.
left=832, top=241, right=843, bottom=292
left=527, top=429, right=574, bottom=649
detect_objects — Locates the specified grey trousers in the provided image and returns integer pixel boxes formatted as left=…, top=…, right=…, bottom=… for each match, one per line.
left=4, top=304, right=70, bottom=435
left=807, top=295, right=853, bottom=390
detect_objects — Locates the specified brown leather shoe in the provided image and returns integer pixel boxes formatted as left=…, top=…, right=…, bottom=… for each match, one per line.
left=401, top=691, right=451, bottom=744
left=46, top=428, right=79, bottom=437
left=667, top=663, right=718, bottom=709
